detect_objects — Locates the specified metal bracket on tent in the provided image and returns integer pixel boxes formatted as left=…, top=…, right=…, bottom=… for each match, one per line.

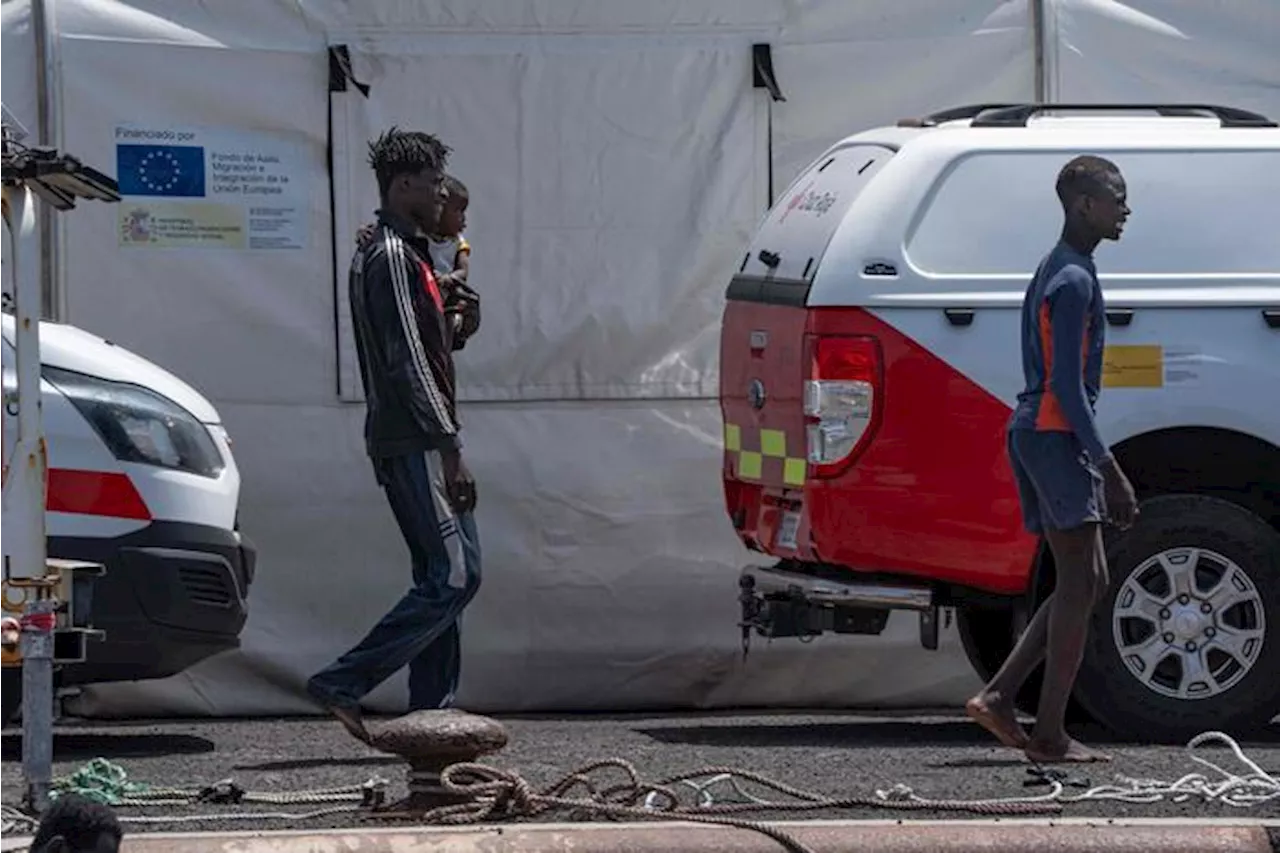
left=329, top=45, right=371, bottom=97
left=752, top=44, right=785, bottom=209
left=751, top=44, right=786, bottom=102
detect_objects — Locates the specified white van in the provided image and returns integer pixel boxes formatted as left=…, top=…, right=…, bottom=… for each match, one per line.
left=1, top=311, right=254, bottom=721
left=722, top=104, right=1280, bottom=741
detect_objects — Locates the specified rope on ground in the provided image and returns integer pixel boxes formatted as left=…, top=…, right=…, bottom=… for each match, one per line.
left=47, top=757, right=389, bottom=809
left=5, top=729, right=1272, bottom=853
left=413, top=758, right=1062, bottom=853
left=666, top=730, right=1278, bottom=813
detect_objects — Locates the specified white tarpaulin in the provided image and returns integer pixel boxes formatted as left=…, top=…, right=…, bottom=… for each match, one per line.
left=2, top=0, right=1276, bottom=717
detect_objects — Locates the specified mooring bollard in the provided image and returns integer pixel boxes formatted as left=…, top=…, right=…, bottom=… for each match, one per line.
left=367, top=709, right=509, bottom=814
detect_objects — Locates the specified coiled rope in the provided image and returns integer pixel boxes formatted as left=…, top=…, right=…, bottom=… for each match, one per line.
left=2, top=730, right=1275, bottom=853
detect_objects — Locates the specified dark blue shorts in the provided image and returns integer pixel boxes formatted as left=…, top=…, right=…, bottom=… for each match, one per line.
left=1008, top=428, right=1105, bottom=534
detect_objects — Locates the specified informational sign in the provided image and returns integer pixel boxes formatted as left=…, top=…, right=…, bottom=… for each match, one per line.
left=114, top=124, right=307, bottom=250
left=1102, top=344, right=1164, bottom=389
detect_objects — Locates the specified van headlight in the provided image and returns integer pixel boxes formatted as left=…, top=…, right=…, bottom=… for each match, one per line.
left=44, top=366, right=225, bottom=478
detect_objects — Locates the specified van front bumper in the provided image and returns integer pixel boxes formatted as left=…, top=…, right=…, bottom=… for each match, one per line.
left=46, top=520, right=255, bottom=685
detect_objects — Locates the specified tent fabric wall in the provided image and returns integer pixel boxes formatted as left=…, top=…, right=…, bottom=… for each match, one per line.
left=331, top=31, right=766, bottom=403
left=1, top=0, right=1275, bottom=717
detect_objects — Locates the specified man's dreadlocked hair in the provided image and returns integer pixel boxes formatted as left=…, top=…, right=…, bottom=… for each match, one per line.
left=367, top=126, right=451, bottom=198
left=1055, top=154, right=1120, bottom=210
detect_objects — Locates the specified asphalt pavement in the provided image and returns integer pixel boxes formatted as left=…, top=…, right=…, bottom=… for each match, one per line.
left=2, top=710, right=1278, bottom=834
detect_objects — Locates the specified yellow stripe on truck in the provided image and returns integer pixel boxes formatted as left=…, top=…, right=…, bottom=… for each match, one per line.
left=724, top=423, right=807, bottom=487
left=759, top=428, right=787, bottom=458
left=724, top=423, right=741, bottom=452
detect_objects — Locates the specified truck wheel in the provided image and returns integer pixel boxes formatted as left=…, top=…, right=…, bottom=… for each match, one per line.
left=1, top=666, right=20, bottom=725
left=1073, top=494, right=1280, bottom=743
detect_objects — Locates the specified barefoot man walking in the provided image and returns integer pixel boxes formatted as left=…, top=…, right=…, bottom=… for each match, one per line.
left=967, top=155, right=1139, bottom=764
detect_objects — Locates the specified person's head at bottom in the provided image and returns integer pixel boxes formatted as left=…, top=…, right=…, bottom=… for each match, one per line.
left=31, top=794, right=122, bottom=853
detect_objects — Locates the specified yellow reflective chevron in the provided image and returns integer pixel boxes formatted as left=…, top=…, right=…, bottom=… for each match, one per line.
left=724, top=423, right=741, bottom=452
left=760, top=428, right=786, bottom=458
left=722, top=422, right=807, bottom=487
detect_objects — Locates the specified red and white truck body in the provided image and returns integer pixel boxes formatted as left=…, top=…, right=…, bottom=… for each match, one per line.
left=720, top=104, right=1280, bottom=741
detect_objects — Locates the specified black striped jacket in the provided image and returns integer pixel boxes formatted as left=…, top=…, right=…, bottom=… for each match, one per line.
left=349, top=210, right=460, bottom=459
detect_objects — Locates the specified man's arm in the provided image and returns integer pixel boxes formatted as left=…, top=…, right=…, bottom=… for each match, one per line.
left=364, top=234, right=460, bottom=451
left=1046, top=268, right=1109, bottom=464
left=450, top=280, right=480, bottom=351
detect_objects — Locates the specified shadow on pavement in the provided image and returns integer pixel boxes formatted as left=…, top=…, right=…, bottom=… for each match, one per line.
left=925, top=755, right=1031, bottom=769
left=637, top=719, right=1280, bottom=749
left=233, top=755, right=402, bottom=772
left=639, top=720, right=1004, bottom=747
left=0, top=732, right=214, bottom=762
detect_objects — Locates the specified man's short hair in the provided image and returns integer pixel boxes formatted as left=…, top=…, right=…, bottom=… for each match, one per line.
left=443, top=175, right=468, bottom=203
left=366, top=126, right=451, bottom=198
left=31, top=794, right=123, bottom=852
left=1056, top=154, right=1121, bottom=208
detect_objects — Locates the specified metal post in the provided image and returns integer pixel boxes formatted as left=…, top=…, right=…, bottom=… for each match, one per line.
left=2, top=186, right=49, bottom=572
left=20, top=596, right=57, bottom=812
left=31, top=0, right=64, bottom=320
left=3, top=179, right=56, bottom=818
left=4, top=118, right=121, bottom=819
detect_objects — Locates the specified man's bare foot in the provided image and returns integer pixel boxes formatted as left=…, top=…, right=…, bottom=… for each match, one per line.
left=966, top=693, right=1029, bottom=748
left=328, top=704, right=371, bottom=744
left=1025, top=736, right=1110, bottom=764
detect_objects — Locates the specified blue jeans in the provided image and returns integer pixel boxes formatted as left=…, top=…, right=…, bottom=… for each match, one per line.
left=308, top=449, right=482, bottom=711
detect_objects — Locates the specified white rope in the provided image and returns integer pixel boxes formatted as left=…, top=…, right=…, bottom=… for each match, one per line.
left=651, top=730, right=1278, bottom=812
left=2, top=803, right=39, bottom=835
left=6, top=730, right=1274, bottom=836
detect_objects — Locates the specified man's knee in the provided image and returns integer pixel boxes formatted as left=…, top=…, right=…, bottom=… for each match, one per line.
left=1045, top=524, right=1104, bottom=594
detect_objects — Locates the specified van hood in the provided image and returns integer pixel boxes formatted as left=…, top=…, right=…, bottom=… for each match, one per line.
left=1, top=314, right=222, bottom=424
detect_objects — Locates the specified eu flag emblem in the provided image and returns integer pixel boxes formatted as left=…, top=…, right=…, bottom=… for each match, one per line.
left=116, top=145, right=206, bottom=197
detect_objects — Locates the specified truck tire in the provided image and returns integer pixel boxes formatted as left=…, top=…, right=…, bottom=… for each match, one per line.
left=1, top=666, right=20, bottom=725
left=1073, top=494, right=1280, bottom=743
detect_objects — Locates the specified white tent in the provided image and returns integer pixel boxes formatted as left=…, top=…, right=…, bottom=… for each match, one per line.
left=2, top=0, right=1277, bottom=717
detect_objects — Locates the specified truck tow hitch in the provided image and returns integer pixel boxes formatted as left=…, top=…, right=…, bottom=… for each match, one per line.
left=738, top=574, right=762, bottom=659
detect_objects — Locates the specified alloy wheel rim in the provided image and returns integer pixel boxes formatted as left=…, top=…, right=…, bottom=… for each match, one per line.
left=1111, top=546, right=1266, bottom=701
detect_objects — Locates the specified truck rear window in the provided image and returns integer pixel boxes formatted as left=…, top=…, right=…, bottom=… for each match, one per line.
left=740, top=143, right=895, bottom=281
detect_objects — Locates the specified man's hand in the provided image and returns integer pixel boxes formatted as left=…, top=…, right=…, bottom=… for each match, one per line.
left=355, top=223, right=376, bottom=249
left=441, top=448, right=477, bottom=514
left=450, top=282, right=481, bottom=341
left=1100, top=457, right=1138, bottom=530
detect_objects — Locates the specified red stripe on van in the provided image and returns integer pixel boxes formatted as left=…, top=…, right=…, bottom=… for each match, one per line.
left=47, top=469, right=151, bottom=521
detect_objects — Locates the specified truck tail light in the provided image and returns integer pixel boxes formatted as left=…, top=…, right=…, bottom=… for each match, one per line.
left=803, top=335, right=882, bottom=477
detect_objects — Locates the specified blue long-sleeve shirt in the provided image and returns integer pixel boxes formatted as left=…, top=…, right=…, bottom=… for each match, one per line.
left=1009, top=241, right=1110, bottom=464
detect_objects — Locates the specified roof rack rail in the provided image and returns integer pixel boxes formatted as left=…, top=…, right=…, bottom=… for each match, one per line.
left=897, top=104, right=1022, bottom=127
left=969, top=103, right=1276, bottom=128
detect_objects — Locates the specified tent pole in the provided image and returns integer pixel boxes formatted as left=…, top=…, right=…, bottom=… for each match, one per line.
left=31, top=0, right=64, bottom=321
left=1031, top=0, right=1048, bottom=102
